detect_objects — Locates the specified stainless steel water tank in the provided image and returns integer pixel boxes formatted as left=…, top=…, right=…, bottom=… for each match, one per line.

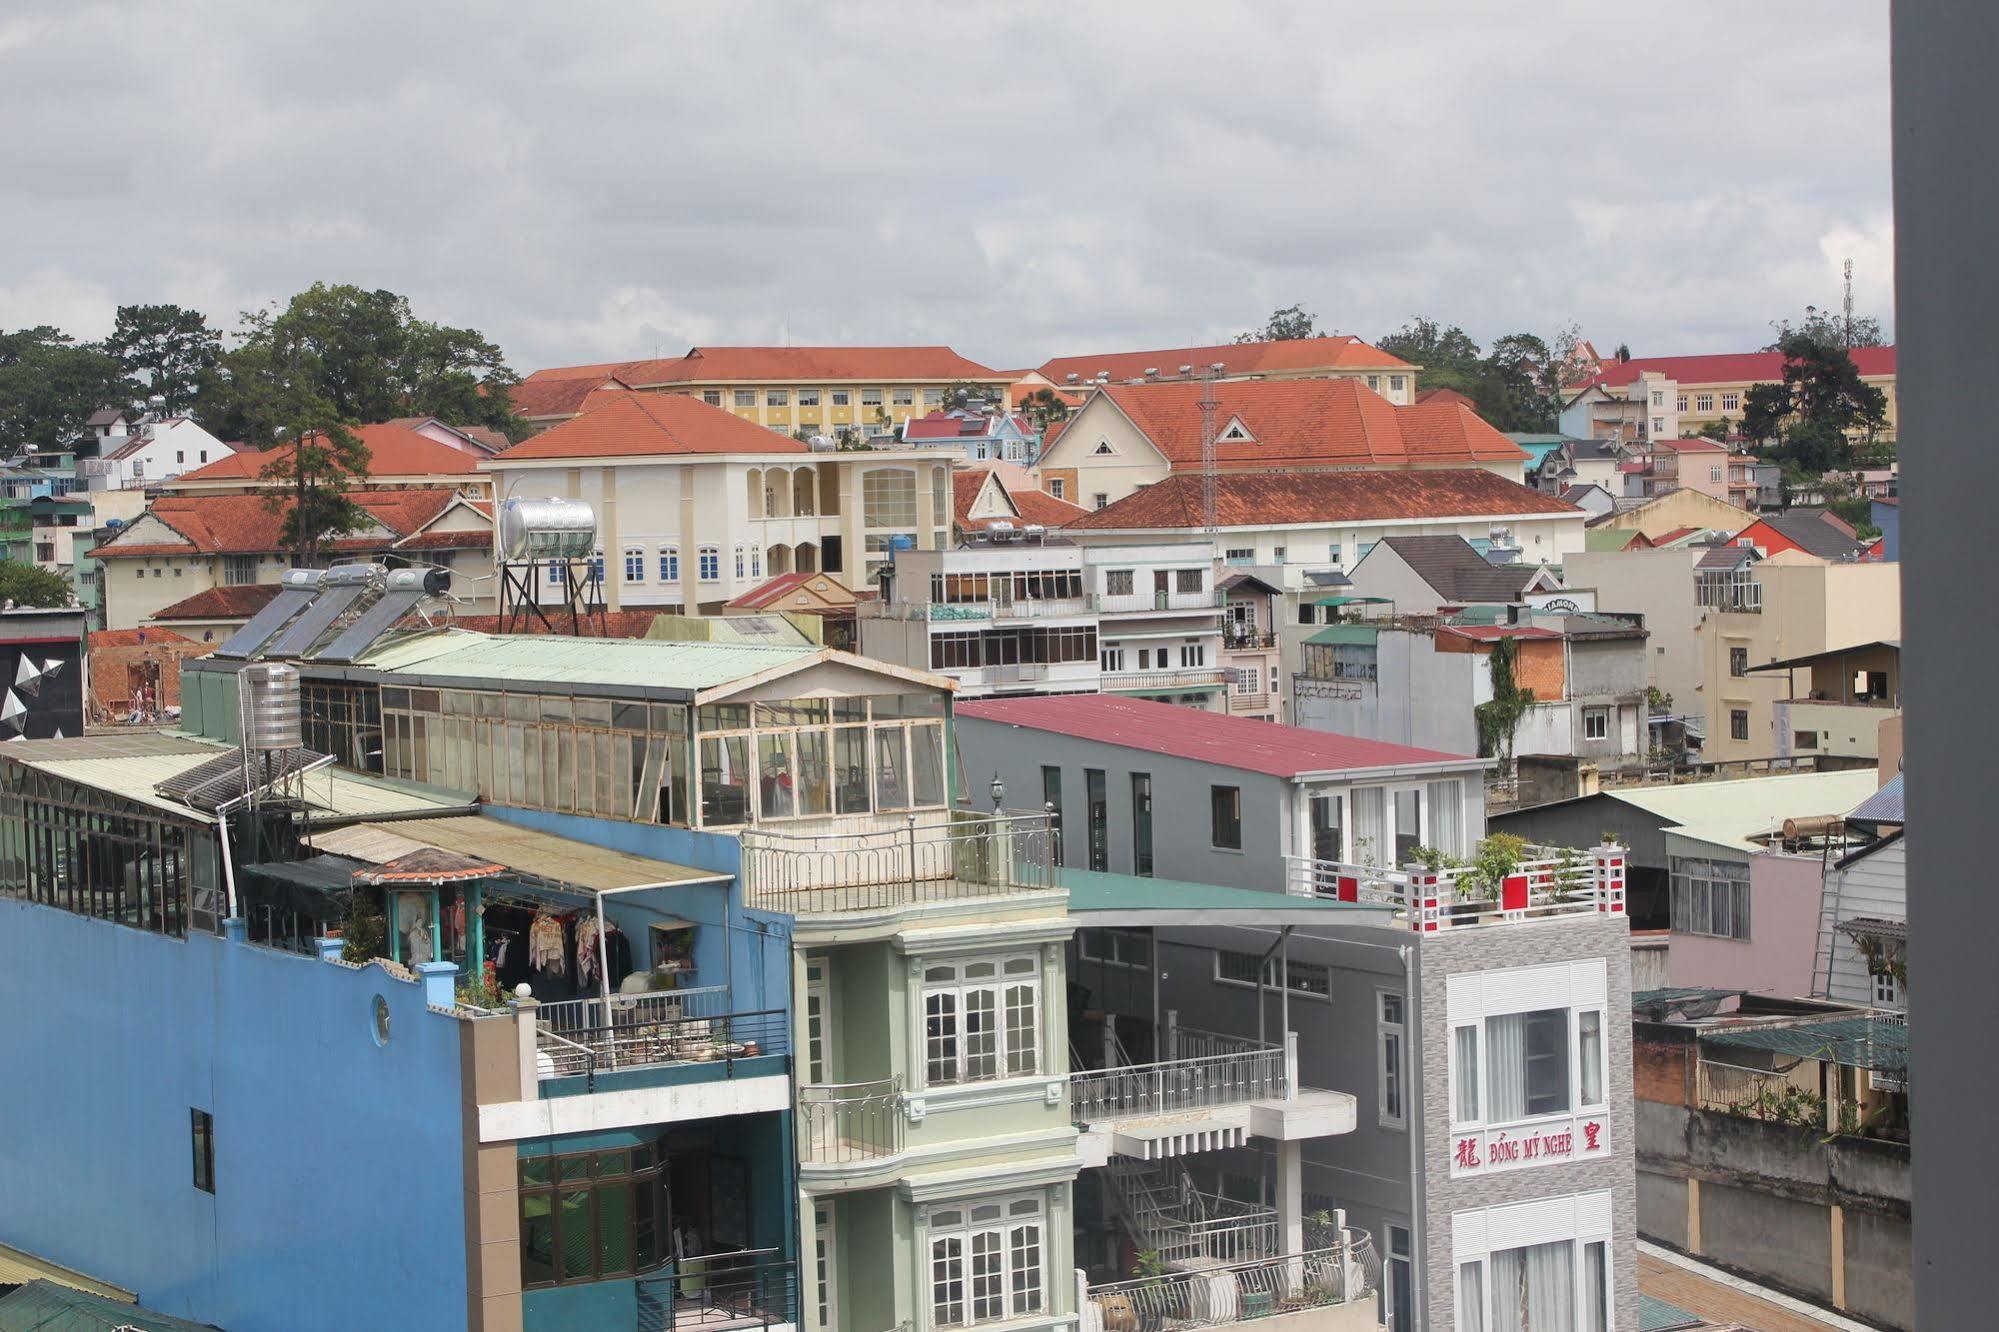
left=498, top=497, right=597, bottom=561
left=241, top=661, right=303, bottom=752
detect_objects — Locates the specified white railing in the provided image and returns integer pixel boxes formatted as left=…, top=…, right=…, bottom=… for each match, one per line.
left=740, top=810, right=1056, bottom=915
left=536, top=983, right=731, bottom=1035
left=535, top=1007, right=787, bottom=1079
left=1100, top=589, right=1225, bottom=614
left=1284, top=843, right=1625, bottom=931
left=1071, top=1044, right=1288, bottom=1122
left=1081, top=1233, right=1380, bottom=1331
left=1101, top=667, right=1232, bottom=692
left=798, top=1077, right=905, bottom=1164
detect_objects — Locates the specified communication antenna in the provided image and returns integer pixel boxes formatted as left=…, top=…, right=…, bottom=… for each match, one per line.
left=1197, top=361, right=1225, bottom=541
left=1842, top=257, right=1855, bottom=349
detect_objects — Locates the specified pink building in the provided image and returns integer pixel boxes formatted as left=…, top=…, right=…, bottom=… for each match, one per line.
left=1668, top=850, right=1824, bottom=997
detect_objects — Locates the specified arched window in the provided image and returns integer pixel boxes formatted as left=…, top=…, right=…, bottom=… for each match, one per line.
left=767, top=469, right=793, bottom=519
left=734, top=544, right=747, bottom=579
left=698, top=546, right=720, bottom=581
left=797, top=541, right=819, bottom=574
left=659, top=546, right=679, bottom=581
left=767, top=544, right=793, bottom=576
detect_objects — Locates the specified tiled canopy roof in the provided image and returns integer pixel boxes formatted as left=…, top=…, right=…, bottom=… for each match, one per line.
left=493, top=391, right=812, bottom=461
left=168, top=424, right=478, bottom=484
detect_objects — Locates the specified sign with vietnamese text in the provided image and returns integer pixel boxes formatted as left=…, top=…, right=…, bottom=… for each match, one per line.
left=1449, top=1114, right=1609, bottom=1177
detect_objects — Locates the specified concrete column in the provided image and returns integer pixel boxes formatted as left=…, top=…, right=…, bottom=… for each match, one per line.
left=916, top=464, right=939, bottom=551
left=1277, top=1139, right=1304, bottom=1258
left=600, top=474, right=623, bottom=611
left=1830, top=1203, right=1847, bottom=1309
left=418, top=960, right=459, bottom=1009
left=678, top=478, right=699, bottom=613
left=837, top=462, right=863, bottom=579
left=509, top=997, right=540, bottom=1102
left=1291, top=789, right=1313, bottom=892
left=1686, top=1176, right=1703, bottom=1255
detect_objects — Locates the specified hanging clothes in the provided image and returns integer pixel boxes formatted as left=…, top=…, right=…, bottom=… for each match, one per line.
left=529, top=912, right=567, bottom=976
left=604, top=927, right=634, bottom=989
left=576, top=917, right=602, bottom=988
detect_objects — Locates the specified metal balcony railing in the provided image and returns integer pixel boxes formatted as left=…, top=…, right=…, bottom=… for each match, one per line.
left=740, top=811, right=1056, bottom=915
left=1284, top=843, right=1623, bottom=930
left=536, top=1007, right=788, bottom=1079
left=798, top=1077, right=905, bottom=1164
left=536, top=983, right=730, bottom=1035
left=1070, top=1044, right=1288, bottom=1122
left=1100, top=589, right=1225, bottom=614
left=1223, top=629, right=1279, bottom=650
left=1081, top=1234, right=1380, bottom=1331
left=636, top=1248, right=797, bottom=1331
left=1101, top=667, right=1232, bottom=692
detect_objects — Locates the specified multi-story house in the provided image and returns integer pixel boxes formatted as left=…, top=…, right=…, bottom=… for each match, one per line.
left=74, top=411, right=237, bottom=490
left=1733, top=509, right=1881, bottom=561
left=1696, top=556, right=1900, bottom=764
left=857, top=530, right=1227, bottom=709
left=958, top=695, right=1640, bottom=1332
left=1341, top=535, right=1562, bottom=618
left=1586, top=348, right=1899, bottom=442
left=484, top=390, right=957, bottom=610
left=902, top=408, right=1043, bottom=464
left=1219, top=572, right=1284, bottom=721
left=1033, top=377, right=1530, bottom=512
left=1035, top=335, right=1419, bottom=405
left=519, top=346, right=1014, bottom=443
left=1748, top=639, right=1901, bottom=763
left=1624, top=437, right=1754, bottom=506
left=1531, top=437, right=1629, bottom=495
left=1559, top=371, right=1678, bottom=446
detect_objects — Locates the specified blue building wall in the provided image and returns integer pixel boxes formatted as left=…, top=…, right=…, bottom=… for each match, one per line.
left=1872, top=497, right=1900, bottom=561
left=0, top=901, right=469, bottom=1331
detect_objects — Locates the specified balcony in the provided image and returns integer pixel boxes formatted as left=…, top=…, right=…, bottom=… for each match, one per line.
left=1284, top=843, right=1626, bottom=932
left=1227, top=692, right=1273, bottom=715
left=1071, top=1034, right=1288, bottom=1127
left=535, top=998, right=789, bottom=1079
left=860, top=595, right=1097, bottom=622
left=636, top=1247, right=797, bottom=1331
left=739, top=810, right=1058, bottom=918
left=1223, top=629, right=1279, bottom=651
left=1102, top=667, right=1233, bottom=693
left=1080, top=1232, right=1382, bottom=1332
left=797, top=1076, right=906, bottom=1166
left=1099, top=588, right=1225, bottom=615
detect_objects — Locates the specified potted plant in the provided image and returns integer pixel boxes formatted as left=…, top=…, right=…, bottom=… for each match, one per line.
left=1449, top=834, right=1530, bottom=922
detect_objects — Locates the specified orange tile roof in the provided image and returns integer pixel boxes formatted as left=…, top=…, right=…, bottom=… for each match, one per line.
left=1092, top=378, right=1526, bottom=470
left=151, top=584, right=284, bottom=620
left=1063, top=469, right=1580, bottom=532
left=526, top=345, right=1007, bottom=389
left=952, top=466, right=1089, bottom=532
left=92, top=488, right=463, bottom=558
left=169, top=424, right=480, bottom=485
left=1038, top=335, right=1412, bottom=386
left=508, top=374, right=635, bottom=419
left=493, top=391, right=813, bottom=461
left=1009, top=381, right=1085, bottom=409
left=90, top=627, right=196, bottom=648
left=728, top=571, right=862, bottom=609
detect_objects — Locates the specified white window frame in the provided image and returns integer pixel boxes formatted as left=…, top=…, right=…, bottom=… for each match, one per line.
left=892, top=387, right=915, bottom=406
left=1722, top=391, right=1741, bottom=411
left=1047, top=479, right=1065, bottom=500
left=659, top=546, right=679, bottom=582
left=1582, top=706, right=1609, bottom=741
left=815, top=1201, right=839, bottom=1329
left=1696, top=392, right=1715, bottom=413
left=805, top=957, right=830, bottom=1085
left=831, top=390, right=851, bottom=407
left=926, top=1192, right=1047, bottom=1328
left=921, top=954, right=1041, bottom=1088
left=799, top=389, right=821, bottom=407
left=766, top=389, right=790, bottom=407
left=734, top=390, right=757, bottom=408
left=1448, top=1004, right=1609, bottom=1132
left=698, top=546, right=721, bottom=581
left=1378, top=990, right=1407, bottom=1129
left=623, top=547, right=645, bottom=583
left=703, top=389, right=723, bottom=406
left=1872, top=968, right=1899, bottom=1007
left=1454, top=1230, right=1613, bottom=1332
left=1091, top=439, right=1115, bottom=455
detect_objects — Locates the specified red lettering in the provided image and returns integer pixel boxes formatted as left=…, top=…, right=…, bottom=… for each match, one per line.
left=1584, top=1121, right=1603, bottom=1151
left=1455, top=1138, right=1482, bottom=1170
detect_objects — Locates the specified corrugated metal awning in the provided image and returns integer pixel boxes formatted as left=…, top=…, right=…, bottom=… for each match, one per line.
left=310, top=815, right=724, bottom=893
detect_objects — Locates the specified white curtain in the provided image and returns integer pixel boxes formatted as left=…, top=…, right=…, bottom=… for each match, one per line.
left=1428, top=779, right=1464, bottom=855
left=1580, top=1011, right=1604, bottom=1106
left=1454, top=1026, right=1481, bottom=1123
left=1352, top=787, right=1386, bottom=865
left=1582, top=1242, right=1608, bottom=1332
left=1491, top=1242, right=1574, bottom=1332
left=1486, top=1014, right=1529, bottom=1122
left=1458, top=1262, right=1485, bottom=1332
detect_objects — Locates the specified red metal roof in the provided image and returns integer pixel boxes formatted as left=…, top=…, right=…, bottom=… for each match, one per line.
left=956, top=694, right=1475, bottom=777
left=1591, top=347, right=1896, bottom=389
left=1037, top=335, right=1412, bottom=385
left=525, top=346, right=1006, bottom=389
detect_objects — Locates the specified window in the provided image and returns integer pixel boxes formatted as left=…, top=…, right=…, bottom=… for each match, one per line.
left=734, top=545, right=747, bottom=579
left=924, top=388, right=946, bottom=406
left=928, top=1194, right=1045, bottom=1327
left=1047, top=479, right=1066, bottom=500
left=923, top=955, right=1041, bottom=1085
left=766, top=390, right=789, bottom=407
left=751, top=547, right=763, bottom=578
left=734, top=390, right=757, bottom=407
left=832, top=390, right=850, bottom=407
left=1794, top=730, right=1820, bottom=750
left=1651, top=416, right=1664, bottom=434
left=1214, top=949, right=1331, bottom=998
left=1225, top=546, right=1254, bottom=563
left=1174, top=568, right=1202, bottom=594
left=1378, top=993, right=1406, bottom=1128
left=659, top=546, right=679, bottom=582
left=1722, top=391, right=1741, bottom=411
left=703, top=390, right=722, bottom=406
left=223, top=554, right=258, bottom=585
left=1105, top=569, right=1134, bottom=597
left=1389, top=374, right=1405, bottom=392
left=1710, top=465, right=1724, bottom=482
left=1872, top=969, right=1899, bottom=1006
left=1210, top=784, right=1242, bottom=850
left=815, top=1203, right=838, bottom=1329
left=892, top=388, right=914, bottom=406
left=1085, top=768, right=1108, bottom=872
left=1650, top=390, right=1664, bottom=407
left=1696, top=393, right=1715, bottom=413
left=698, top=547, right=720, bottom=581
left=190, top=1109, right=215, bottom=1194
left=1100, top=646, right=1125, bottom=673
left=1091, top=438, right=1115, bottom=455
left=175, top=449, right=185, bottom=463
left=1581, top=707, right=1608, bottom=741
left=518, top=1144, right=669, bottom=1288
left=588, top=550, right=605, bottom=582
left=1131, top=773, right=1153, bottom=876
left=1729, top=646, right=1749, bottom=677
left=1092, top=492, right=1109, bottom=510
left=1041, top=766, right=1063, bottom=865
left=1366, top=375, right=1381, bottom=390
left=1178, top=644, right=1206, bottom=668
left=799, top=389, right=821, bottom=406
left=624, top=548, right=644, bottom=582
left=1386, top=1226, right=1413, bottom=1332
left=1676, top=396, right=1688, bottom=412
left=1730, top=708, right=1750, bottom=742
left=1671, top=855, right=1752, bottom=940
left=862, top=388, right=884, bottom=406
left=1080, top=928, right=1152, bottom=968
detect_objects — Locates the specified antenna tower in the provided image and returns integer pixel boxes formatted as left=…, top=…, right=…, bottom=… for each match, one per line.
left=1842, top=257, right=1855, bottom=349
left=1198, top=361, right=1224, bottom=539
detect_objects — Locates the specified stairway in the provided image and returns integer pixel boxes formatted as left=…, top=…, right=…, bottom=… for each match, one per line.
left=1100, top=1156, right=1278, bottom=1268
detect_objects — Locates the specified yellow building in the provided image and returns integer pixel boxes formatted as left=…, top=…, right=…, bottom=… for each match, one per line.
left=518, top=346, right=1013, bottom=439
left=1577, top=349, right=1899, bottom=441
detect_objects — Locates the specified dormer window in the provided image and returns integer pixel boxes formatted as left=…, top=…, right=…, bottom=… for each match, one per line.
left=1091, top=439, right=1115, bottom=456
left=1217, top=417, right=1253, bottom=444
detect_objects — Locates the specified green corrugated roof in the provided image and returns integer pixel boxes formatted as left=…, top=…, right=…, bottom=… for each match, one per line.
left=354, top=628, right=818, bottom=692
left=1304, top=623, right=1380, bottom=645
left=0, top=1281, right=218, bottom=1332
left=1703, top=1015, right=1907, bottom=1073
left=1603, top=769, right=1882, bottom=853
left=1638, top=1294, right=1705, bottom=1331
left=1309, top=595, right=1394, bottom=608
left=1062, top=868, right=1375, bottom=922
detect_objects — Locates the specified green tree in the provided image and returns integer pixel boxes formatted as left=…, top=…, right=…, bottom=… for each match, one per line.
left=219, top=335, right=374, bottom=566
left=1765, top=303, right=1887, bottom=354
left=1477, top=332, right=1563, bottom=431
left=107, top=304, right=222, bottom=415
left=0, top=560, right=76, bottom=608
left=0, top=327, right=135, bottom=451
left=1019, top=387, right=1072, bottom=429
left=1237, top=303, right=1320, bottom=343
left=1739, top=382, right=1791, bottom=446
left=1377, top=317, right=1484, bottom=395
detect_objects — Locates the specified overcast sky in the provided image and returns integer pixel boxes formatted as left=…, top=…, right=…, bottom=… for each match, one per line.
left=0, top=2, right=1892, bottom=375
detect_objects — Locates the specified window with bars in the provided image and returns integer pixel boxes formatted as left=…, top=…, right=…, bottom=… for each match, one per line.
left=928, top=1194, right=1045, bottom=1327
left=1213, top=948, right=1331, bottom=998
left=922, top=954, right=1041, bottom=1085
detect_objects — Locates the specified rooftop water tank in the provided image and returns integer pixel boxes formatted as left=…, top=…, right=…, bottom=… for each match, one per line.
left=240, top=661, right=302, bottom=753
left=498, top=497, right=597, bottom=562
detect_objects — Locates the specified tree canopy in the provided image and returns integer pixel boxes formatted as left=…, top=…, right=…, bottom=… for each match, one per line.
left=1019, top=387, right=1072, bottom=429
left=1374, top=317, right=1579, bottom=431
left=1737, top=330, right=1890, bottom=474
left=0, top=560, right=77, bottom=609
left=1237, top=304, right=1320, bottom=343
left=1765, top=303, right=1887, bottom=354
left=0, top=327, right=134, bottom=451
left=107, top=304, right=221, bottom=415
